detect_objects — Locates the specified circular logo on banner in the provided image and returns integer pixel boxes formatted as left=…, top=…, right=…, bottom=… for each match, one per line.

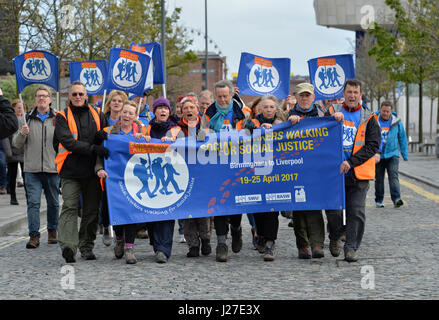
left=314, top=64, right=345, bottom=95
left=80, top=68, right=103, bottom=93
left=248, top=64, right=280, bottom=94
left=112, top=57, right=143, bottom=90
left=124, top=151, right=189, bottom=209
left=22, top=57, right=51, bottom=81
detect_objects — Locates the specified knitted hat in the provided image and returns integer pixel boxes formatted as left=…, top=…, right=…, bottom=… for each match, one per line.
left=152, top=97, right=171, bottom=114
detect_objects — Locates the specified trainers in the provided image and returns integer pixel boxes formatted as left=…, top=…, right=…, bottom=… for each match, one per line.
left=102, top=227, right=112, bottom=247
left=201, top=239, right=212, bottom=256
left=26, top=235, right=40, bottom=249
left=114, top=239, right=125, bottom=259
left=136, top=229, right=149, bottom=239
left=179, top=235, right=186, bottom=243
left=231, top=227, right=243, bottom=253
left=62, top=246, right=76, bottom=263
left=0, top=187, right=6, bottom=194
left=329, top=239, right=341, bottom=257
left=125, top=247, right=137, bottom=264
left=376, top=202, right=384, bottom=208
left=263, top=241, right=276, bottom=261
left=47, top=230, right=58, bottom=244
left=17, top=181, right=24, bottom=188
left=186, top=246, right=200, bottom=258
left=394, top=199, right=404, bottom=208
left=257, top=236, right=266, bottom=254
left=80, top=250, right=96, bottom=260
left=298, top=247, right=311, bottom=259
left=344, top=251, right=358, bottom=262
left=155, top=251, right=168, bottom=263
left=312, top=245, right=325, bottom=258
left=215, top=243, right=228, bottom=262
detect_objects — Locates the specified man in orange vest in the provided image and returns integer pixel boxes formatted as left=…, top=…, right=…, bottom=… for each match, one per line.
left=54, top=81, right=108, bottom=263
left=332, top=79, right=381, bottom=262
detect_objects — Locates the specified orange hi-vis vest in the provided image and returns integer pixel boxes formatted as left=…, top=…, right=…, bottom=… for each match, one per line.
left=54, top=105, right=101, bottom=174
left=333, top=104, right=378, bottom=180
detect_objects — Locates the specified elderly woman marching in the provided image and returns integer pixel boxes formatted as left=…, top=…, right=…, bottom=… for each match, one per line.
left=95, top=100, right=147, bottom=264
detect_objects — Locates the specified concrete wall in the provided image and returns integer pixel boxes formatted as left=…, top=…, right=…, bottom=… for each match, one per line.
left=314, top=0, right=397, bottom=31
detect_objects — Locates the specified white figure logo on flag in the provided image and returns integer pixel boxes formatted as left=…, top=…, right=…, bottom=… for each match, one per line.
left=22, top=52, right=51, bottom=81
left=112, top=50, right=143, bottom=89
left=79, top=62, right=103, bottom=92
left=314, top=58, right=345, bottom=95
left=124, top=151, right=189, bottom=209
left=249, top=56, right=280, bottom=93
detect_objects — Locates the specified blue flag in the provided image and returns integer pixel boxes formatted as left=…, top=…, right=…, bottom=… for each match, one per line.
left=69, top=60, right=107, bottom=95
left=130, top=42, right=165, bottom=87
left=236, top=52, right=291, bottom=99
left=13, top=50, right=59, bottom=93
left=104, top=117, right=344, bottom=225
left=106, top=48, right=151, bottom=97
left=308, top=54, right=356, bottom=101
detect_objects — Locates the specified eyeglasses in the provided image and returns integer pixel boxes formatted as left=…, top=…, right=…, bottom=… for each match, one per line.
left=71, top=92, right=85, bottom=97
left=36, top=94, right=50, bottom=99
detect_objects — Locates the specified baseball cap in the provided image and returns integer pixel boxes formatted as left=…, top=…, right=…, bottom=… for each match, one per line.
left=295, top=83, right=314, bottom=95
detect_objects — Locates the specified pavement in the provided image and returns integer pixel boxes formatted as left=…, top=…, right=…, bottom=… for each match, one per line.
left=0, top=152, right=437, bottom=238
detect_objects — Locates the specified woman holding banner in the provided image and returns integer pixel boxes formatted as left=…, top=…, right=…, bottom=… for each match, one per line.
left=99, top=90, right=129, bottom=245
left=95, top=100, right=147, bottom=264
left=238, top=94, right=283, bottom=261
left=143, top=97, right=181, bottom=263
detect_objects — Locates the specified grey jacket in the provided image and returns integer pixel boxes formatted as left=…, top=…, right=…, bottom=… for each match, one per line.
left=12, top=107, right=57, bottom=173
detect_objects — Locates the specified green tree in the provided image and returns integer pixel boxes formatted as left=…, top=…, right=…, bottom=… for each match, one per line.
left=369, top=0, right=439, bottom=148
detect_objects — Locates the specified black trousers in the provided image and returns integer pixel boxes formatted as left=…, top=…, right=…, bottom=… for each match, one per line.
left=253, top=212, right=279, bottom=242
left=113, top=223, right=139, bottom=244
left=214, top=214, right=242, bottom=236
left=7, top=161, right=24, bottom=198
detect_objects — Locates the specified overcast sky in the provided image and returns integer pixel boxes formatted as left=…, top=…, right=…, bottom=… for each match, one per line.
left=168, top=0, right=355, bottom=78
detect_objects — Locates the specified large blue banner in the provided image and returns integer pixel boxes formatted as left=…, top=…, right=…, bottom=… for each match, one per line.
left=308, top=54, right=355, bottom=101
left=106, top=48, right=151, bottom=97
left=13, top=50, right=59, bottom=93
left=104, top=117, right=345, bottom=226
left=236, top=52, right=291, bottom=99
left=69, top=60, right=107, bottom=95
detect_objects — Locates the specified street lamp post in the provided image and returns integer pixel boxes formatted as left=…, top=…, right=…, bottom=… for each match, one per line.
left=205, top=0, right=208, bottom=91
left=161, top=0, right=167, bottom=97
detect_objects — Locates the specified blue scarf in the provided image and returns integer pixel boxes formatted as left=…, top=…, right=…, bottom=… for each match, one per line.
left=209, top=101, right=233, bottom=132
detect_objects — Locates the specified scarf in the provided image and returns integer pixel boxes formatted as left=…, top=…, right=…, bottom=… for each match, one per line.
left=209, top=101, right=233, bottom=132
left=256, top=113, right=277, bottom=125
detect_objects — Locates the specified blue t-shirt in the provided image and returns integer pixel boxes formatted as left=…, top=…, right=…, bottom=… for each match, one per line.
left=378, top=117, right=392, bottom=153
left=108, top=117, right=117, bottom=127
left=120, top=128, right=133, bottom=136
left=341, top=108, right=361, bottom=162
left=219, top=111, right=234, bottom=132
left=38, top=112, right=49, bottom=122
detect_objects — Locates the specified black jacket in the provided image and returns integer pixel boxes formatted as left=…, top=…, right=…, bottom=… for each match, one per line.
left=54, top=102, right=108, bottom=179
left=204, top=99, right=245, bottom=130
left=0, top=96, right=18, bottom=139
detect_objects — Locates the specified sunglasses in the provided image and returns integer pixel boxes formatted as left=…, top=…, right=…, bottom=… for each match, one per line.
left=72, top=92, right=85, bottom=97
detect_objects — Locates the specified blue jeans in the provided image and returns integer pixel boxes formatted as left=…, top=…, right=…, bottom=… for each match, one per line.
left=25, top=172, right=60, bottom=236
left=375, top=156, right=401, bottom=203
left=0, top=150, right=6, bottom=188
